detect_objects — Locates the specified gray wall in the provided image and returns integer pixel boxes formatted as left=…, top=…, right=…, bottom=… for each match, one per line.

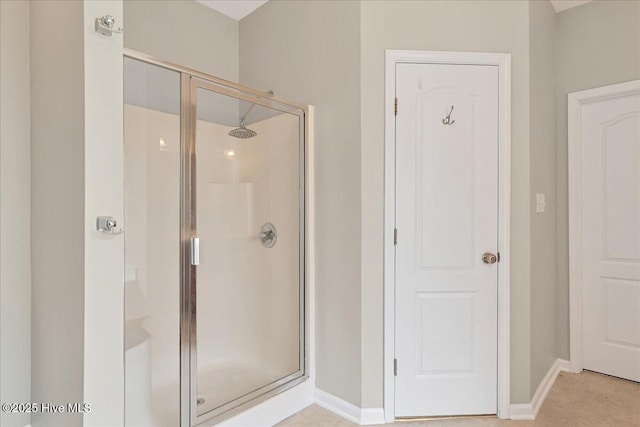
left=124, top=0, right=239, bottom=81
left=529, top=0, right=558, bottom=396
left=555, top=0, right=640, bottom=360
left=30, top=1, right=85, bottom=425
left=0, top=2, right=31, bottom=426
left=360, top=0, right=532, bottom=405
left=240, top=0, right=363, bottom=407
left=241, top=0, right=565, bottom=407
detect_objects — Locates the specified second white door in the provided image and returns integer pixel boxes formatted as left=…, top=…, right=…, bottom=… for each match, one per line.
left=577, top=83, right=640, bottom=382
left=395, top=62, right=499, bottom=417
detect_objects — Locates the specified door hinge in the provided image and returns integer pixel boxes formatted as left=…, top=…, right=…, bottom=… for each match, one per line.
left=497, top=252, right=501, bottom=262
left=394, top=228, right=398, bottom=245
left=394, top=358, right=398, bottom=376
left=394, top=97, right=398, bottom=116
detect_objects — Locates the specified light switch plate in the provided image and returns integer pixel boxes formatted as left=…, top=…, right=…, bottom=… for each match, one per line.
left=536, top=193, right=546, bottom=213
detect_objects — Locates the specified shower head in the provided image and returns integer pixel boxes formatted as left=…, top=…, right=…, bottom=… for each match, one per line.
left=229, top=105, right=258, bottom=139
left=228, top=123, right=257, bottom=139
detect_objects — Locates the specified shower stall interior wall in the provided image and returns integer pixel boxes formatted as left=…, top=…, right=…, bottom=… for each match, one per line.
left=123, top=56, right=308, bottom=426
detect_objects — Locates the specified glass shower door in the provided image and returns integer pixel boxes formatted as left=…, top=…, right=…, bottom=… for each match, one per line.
left=188, top=79, right=306, bottom=424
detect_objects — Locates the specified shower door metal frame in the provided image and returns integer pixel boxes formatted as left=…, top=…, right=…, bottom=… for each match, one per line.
left=123, top=49, right=309, bottom=427
left=187, top=77, right=307, bottom=427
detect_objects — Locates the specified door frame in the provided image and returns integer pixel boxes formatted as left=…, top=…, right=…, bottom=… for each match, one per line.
left=567, top=79, right=640, bottom=374
left=384, top=50, right=512, bottom=422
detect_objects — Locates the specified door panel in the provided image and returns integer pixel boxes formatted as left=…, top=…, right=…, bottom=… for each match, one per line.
left=603, top=114, right=640, bottom=261
left=417, top=89, right=476, bottom=269
left=395, top=63, right=498, bottom=417
left=416, top=292, right=477, bottom=374
left=581, top=91, right=640, bottom=381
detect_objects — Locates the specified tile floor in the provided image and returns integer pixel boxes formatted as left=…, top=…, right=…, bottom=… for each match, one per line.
left=277, top=371, right=640, bottom=427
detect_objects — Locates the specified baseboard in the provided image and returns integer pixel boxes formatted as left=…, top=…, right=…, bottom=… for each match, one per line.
left=510, top=358, right=570, bottom=420
left=360, top=408, right=385, bottom=425
left=314, top=358, right=570, bottom=425
left=314, top=388, right=360, bottom=424
left=509, top=402, right=535, bottom=420
left=314, top=388, right=385, bottom=425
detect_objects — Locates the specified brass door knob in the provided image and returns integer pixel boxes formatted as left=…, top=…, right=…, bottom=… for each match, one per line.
left=482, top=252, right=498, bottom=264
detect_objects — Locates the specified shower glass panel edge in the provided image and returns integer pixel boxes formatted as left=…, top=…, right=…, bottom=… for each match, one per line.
left=123, top=50, right=308, bottom=427
left=180, top=72, right=193, bottom=427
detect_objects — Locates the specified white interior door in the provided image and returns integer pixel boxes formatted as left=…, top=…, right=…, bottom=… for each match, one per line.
left=395, top=63, right=499, bottom=417
left=580, top=88, right=640, bottom=382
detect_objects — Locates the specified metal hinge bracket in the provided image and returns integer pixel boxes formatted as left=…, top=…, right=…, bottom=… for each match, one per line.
left=394, top=98, right=398, bottom=116
left=394, top=359, right=397, bottom=376
left=394, top=228, right=398, bottom=245
left=95, top=15, right=124, bottom=37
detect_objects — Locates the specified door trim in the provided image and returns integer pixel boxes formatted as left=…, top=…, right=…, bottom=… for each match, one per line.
left=567, top=79, right=640, bottom=374
left=384, top=50, right=512, bottom=422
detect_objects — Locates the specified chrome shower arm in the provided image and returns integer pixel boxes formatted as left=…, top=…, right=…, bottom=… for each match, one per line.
left=239, top=103, right=256, bottom=124
left=238, top=90, right=274, bottom=124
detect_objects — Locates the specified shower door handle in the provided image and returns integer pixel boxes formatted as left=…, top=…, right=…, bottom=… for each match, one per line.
left=190, top=237, right=200, bottom=266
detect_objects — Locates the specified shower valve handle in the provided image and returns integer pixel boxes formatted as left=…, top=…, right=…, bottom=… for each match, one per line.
left=258, top=223, right=277, bottom=248
left=259, top=230, right=275, bottom=240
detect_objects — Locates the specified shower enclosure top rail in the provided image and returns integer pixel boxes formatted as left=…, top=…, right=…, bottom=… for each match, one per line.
left=123, top=49, right=309, bottom=112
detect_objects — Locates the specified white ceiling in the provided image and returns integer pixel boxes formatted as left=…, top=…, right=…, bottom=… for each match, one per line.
left=196, top=0, right=269, bottom=21
left=550, top=0, right=592, bottom=13
left=198, top=0, right=590, bottom=19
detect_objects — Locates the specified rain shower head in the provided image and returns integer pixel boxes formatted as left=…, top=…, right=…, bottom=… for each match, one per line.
left=228, top=123, right=257, bottom=139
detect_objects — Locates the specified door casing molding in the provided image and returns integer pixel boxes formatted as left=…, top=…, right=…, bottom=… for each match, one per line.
left=567, top=79, right=640, bottom=374
left=384, top=50, right=512, bottom=422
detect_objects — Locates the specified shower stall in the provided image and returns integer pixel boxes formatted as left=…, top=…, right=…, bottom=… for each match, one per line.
left=123, top=51, right=310, bottom=426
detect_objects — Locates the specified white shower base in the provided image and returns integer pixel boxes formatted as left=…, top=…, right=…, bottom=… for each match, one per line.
left=196, top=359, right=296, bottom=417
left=141, top=358, right=298, bottom=426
